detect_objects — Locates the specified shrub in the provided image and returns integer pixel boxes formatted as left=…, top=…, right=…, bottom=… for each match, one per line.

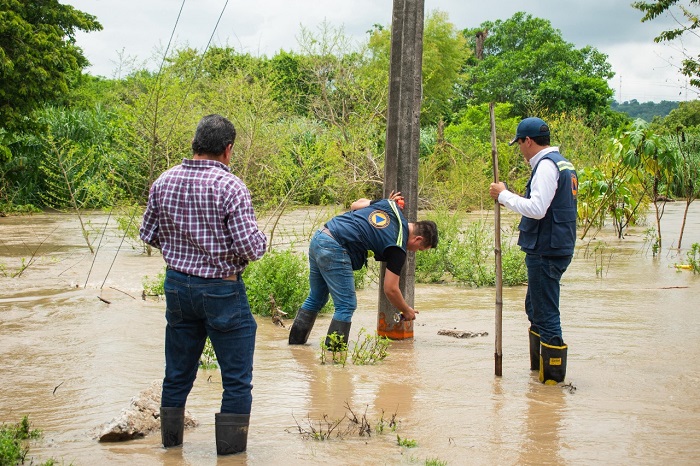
left=245, top=249, right=311, bottom=317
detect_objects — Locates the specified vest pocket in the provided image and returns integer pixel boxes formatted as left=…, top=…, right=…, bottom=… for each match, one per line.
left=518, top=217, right=538, bottom=249
left=551, top=208, right=576, bottom=249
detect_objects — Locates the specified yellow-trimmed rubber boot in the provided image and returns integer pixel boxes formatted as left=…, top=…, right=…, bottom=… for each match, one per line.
left=539, top=341, right=567, bottom=384
left=529, top=328, right=540, bottom=371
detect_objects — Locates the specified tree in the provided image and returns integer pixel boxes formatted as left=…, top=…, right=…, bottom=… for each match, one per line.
left=461, top=12, right=615, bottom=119
left=367, top=10, right=470, bottom=125
left=0, top=0, right=102, bottom=131
left=660, top=99, right=700, bottom=129
left=633, top=0, right=700, bottom=88
left=666, top=128, right=700, bottom=249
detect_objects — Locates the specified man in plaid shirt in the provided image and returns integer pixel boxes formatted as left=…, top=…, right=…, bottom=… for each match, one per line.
left=140, top=114, right=267, bottom=455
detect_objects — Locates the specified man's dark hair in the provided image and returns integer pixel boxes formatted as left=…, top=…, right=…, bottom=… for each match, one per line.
left=191, top=114, right=236, bottom=156
left=529, top=134, right=550, bottom=146
left=414, top=220, right=438, bottom=249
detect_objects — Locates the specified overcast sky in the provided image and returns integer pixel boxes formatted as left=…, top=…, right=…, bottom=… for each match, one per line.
left=63, top=0, right=699, bottom=103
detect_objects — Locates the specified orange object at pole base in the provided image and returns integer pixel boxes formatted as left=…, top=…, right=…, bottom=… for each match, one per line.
left=377, top=311, right=414, bottom=340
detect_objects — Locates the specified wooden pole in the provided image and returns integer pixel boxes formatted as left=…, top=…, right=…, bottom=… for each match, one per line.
left=490, top=103, right=503, bottom=377
left=476, top=29, right=503, bottom=376
left=378, top=0, right=424, bottom=340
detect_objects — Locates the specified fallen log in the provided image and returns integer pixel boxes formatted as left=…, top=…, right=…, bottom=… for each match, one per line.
left=438, top=329, right=489, bottom=339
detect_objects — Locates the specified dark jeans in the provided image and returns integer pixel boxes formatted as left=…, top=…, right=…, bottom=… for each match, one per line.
left=300, top=230, right=357, bottom=323
left=524, top=254, right=572, bottom=345
left=161, top=268, right=257, bottom=414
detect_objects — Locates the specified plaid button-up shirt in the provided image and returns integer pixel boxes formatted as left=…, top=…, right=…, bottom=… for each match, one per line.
left=140, top=158, right=267, bottom=278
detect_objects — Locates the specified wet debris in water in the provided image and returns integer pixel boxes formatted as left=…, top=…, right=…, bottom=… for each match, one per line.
left=95, top=380, right=198, bottom=442
left=437, top=329, right=489, bottom=339
left=562, top=382, right=577, bottom=394
left=270, top=295, right=287, bottom=327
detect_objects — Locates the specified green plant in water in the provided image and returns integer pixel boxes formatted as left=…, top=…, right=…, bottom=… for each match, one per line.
left=643, top=227, right=660, bottom=257
left=244, top=249, right=314, bottom=317
left=425, top=459, right=448, bottom=466
left=397, top=434, right=417, bottom=448
left=583, top=240, right=613, bottom=277
left=375, top=409, right=399, bottom=434
left=142, top=268, right=165, bottom=297
left=0, top=416, right=62, bottom=466
left=350, top=328, right=390, bottom=365
left=114, top=204, right=149, bottom=253
left=199, top=337, right=218, bottom=369
left=679, top=242, right=700, bottom=274
left=320, top=333, right=348, bottom=366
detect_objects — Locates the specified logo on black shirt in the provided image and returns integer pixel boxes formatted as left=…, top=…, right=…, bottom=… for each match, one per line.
left=368, top=210, right=390, bottom=229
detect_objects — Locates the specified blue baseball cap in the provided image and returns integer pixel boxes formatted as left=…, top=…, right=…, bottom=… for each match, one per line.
left=508, top=117, right=550, bottom=146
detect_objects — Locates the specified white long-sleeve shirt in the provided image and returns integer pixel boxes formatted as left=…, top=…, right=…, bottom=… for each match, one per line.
left=498, top=147, right=560, bottom=220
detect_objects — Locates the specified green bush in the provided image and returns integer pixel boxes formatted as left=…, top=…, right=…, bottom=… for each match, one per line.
left=416, top=211, right=526, bottom=287
left=245, top=249, right=311, bottom=317
left=142, top=269, right=165, bottom=297
left=0, top=416, right=59, bottom=466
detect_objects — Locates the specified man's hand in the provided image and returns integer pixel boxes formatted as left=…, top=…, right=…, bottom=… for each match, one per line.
left=388, top=190, right=405, bottom=209
left=489, top=182, right=507, bottom=201
left=400, top=308, right=419, bottom=321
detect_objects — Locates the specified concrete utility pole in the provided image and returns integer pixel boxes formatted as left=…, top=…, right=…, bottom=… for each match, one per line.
left=377, top=0, right=424, bottom=340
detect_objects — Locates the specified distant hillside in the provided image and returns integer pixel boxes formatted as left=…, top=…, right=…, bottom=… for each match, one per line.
left=611, top=99, right=680, bottom=122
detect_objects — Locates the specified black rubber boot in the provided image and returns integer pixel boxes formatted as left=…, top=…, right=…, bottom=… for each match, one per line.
left=215, top=413, right=249, bottom=455
left=160, top=407, right=185, bottom=448
left=324, top=319, right=352, bottom=350
left=288, top=309, right=318, bottom=344
left=539, top=341, right=568, bottom=384
left=529, top=327, right=540, bottom=371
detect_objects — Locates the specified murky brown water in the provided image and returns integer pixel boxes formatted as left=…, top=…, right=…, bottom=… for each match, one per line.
left=1, top=203, right=699, bottom=465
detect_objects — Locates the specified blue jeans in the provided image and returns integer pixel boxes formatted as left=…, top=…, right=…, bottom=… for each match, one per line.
left=162, top=269, right=257, bottom=414
left=300, top=230, right=357, bottom=322
left=524, top=254, right=572, bottom=345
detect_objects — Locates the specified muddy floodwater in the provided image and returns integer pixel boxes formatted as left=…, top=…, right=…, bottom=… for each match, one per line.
left=1, top=203, right=699, bottom=465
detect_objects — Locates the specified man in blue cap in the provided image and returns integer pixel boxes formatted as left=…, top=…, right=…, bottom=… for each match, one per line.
left=488, top=117, right=578, bottom=384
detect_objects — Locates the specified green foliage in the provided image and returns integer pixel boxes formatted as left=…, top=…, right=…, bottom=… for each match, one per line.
left=683, top=243, right=700, bottom=273
left=3, top=105, right=118, bottom=210
left=462, top=12, right=614, bottom=119
left=659, top=100, right=700, bottom=130
left=368, top=10, right=471, bottom=125
left=142, top=269, right=165, bottom=297
left=612, top=99, right=679, bottom=122
left=199, top=338, right=218, bottom=370
left=114, top=204, right=148, bottom=252
left=416, top=211, right=527, bottom=287
left=0, top=416, right=58, bottom=466
left=419, top=10, right=471, bottom=124
left=425, top=459, right=448, bottom=466
left=0, top=0, right=102, bottom=131
left=633, top=0, right=700, bottom=87
left=244, top=249, right=311, bottom=317
left=350, top=328, right=391, bottom=365
left=397, top=434, right=417, bottom=448
left=320, top=332, right=348, bottom=366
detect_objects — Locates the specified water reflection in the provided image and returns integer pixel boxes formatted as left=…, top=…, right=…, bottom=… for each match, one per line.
left=518, top=378, right=567, bottom=465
